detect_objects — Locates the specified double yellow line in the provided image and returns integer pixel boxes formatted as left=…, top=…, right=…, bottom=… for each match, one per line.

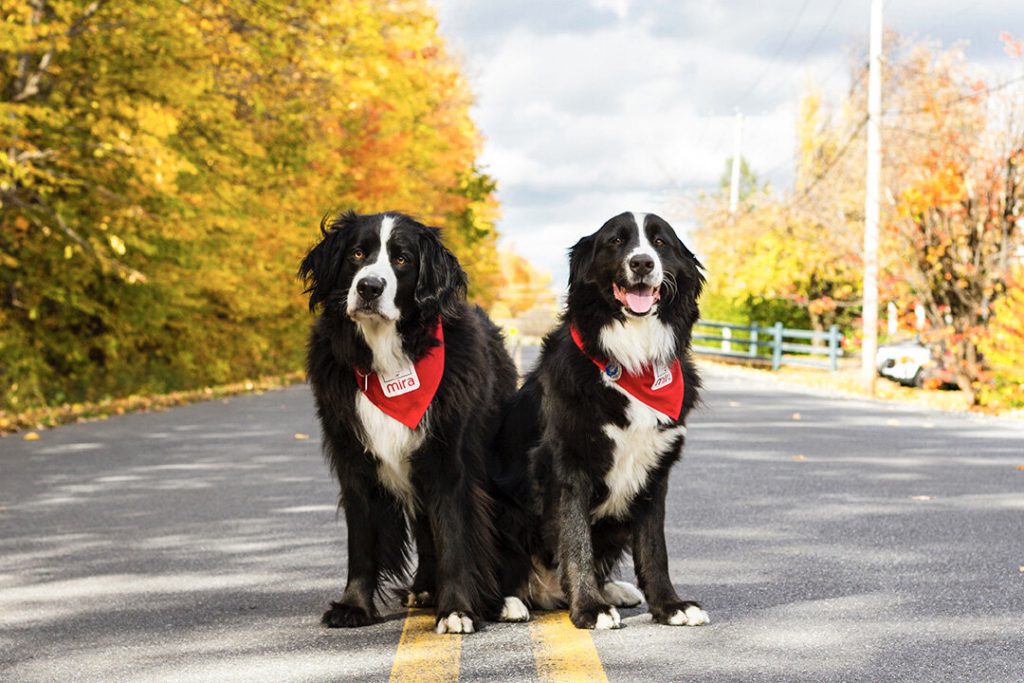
left=389, top=609, right=609, bottom=683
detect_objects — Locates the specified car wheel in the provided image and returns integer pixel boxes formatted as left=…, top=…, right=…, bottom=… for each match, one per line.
left=911, top=368, right=924, bottom=388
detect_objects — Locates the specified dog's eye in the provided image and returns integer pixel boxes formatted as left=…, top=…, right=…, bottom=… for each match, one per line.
left=394, top=255, right=408, bottom=266
left=653, top=237, right=666, bottom=247
left=352, top=248, right=365, bottom=261
left=611, top=237, right=624, bottom=246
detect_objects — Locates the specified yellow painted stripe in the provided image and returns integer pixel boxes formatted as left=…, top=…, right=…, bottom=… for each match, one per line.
left=389, top=609, right=461, bottom=683
left=529, top=611, right=609, bottom=683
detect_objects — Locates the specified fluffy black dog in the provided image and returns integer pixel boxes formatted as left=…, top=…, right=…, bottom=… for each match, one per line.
left=299, top=210, right=524, bottom=633
left=493, top=211, right=709, bottom=630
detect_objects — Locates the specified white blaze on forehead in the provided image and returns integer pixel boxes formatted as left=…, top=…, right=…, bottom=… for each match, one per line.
left=631, top=212, right=647, bottom=233
left=347, top=213, right=402, bottom=336
left=375, top=215, right=396, bottom=262
left=624, top=211, right=663, bottom=285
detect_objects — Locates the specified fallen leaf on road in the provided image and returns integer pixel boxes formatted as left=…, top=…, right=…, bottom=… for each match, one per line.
left=728, top=401, right=741, bottom=407
left=887, top=419, right=901, bottom=426
left=1019, top=566, right=1024, bottom=573
left=792, top=455, right=807, bottom=462
left=910, top=495, right=934, bottom=501
left=23, top=432, right=40, bottom=441
left=791, top=412, right=801, bottom=420
left=294, top=433, right=310, bottom=440
left=1017, top=465, right=1024, bottom=471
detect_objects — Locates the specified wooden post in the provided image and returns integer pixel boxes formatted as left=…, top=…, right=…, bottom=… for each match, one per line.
left=861, top=0, right=883, bottom=394
left=829, top=325, right=840, bottom=372
left=772, top=322, right=784, bottom=371
left=749, top=323, right=759, bottom=358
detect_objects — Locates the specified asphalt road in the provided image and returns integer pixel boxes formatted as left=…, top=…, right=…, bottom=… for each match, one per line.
left=2, top=363, right=1023, bottom=682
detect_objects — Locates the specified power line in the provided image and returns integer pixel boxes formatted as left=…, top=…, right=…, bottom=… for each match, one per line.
left=792, top=0, right=844, bottom=67
left=733, top=0, right=813, bottom=108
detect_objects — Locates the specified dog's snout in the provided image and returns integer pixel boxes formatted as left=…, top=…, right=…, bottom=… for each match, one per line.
left=629, top=254, right=655, bottom=277
left=356, top=276, right=385, bottom=302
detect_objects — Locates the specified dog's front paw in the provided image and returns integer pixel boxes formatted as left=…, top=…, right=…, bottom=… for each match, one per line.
left=435, top=611, right=478, bottom=634
left=321, top=601, right=378, bottom=628
left=570, top=605, right=621, bottom=630
left=653, top=601, right=709, bottom=626
left=499, top=596, right=530, bottom=622
left=400, top=589, right=434, bottom=608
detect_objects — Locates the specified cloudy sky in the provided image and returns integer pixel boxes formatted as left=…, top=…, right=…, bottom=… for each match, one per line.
left=432, top=0, right=1023, bottom=288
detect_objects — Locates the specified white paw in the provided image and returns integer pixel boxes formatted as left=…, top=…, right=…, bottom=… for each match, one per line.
left=593, top=606, right=621, bottom=630
left=435, top=611, right=475, bottom=634
left=499, top=596, right=530, bottom=622
left=667, top=604, right=709, bottom=626
left=404, top=591, right=432, bottom=607
left=601, top=580, right=644, bottom=608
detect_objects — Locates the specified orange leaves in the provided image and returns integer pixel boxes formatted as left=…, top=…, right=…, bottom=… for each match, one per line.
left=1, top=0, right=498, bottom=416
left=1000, top=32, right=1024, bottom=59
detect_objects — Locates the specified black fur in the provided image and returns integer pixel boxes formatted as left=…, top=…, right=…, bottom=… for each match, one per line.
left=299, top=211, right=517, bottom=632
left=494, top=212, right=706, bottom=628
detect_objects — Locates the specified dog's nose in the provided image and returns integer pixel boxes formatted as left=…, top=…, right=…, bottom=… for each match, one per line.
left=629, top=254, right=655, bottom=277
left=356, top=276, right=385, bottom=301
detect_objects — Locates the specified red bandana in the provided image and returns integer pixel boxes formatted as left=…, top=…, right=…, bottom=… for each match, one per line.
left=570, top=324, right=684, bottom=421
left=354, top=320, right=444, bottom=429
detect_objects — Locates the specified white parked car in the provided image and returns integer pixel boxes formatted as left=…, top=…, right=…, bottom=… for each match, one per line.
left=875, top=338, right=955, bottom=388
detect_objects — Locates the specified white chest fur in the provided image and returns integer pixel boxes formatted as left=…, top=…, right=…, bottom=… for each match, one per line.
left=592, top=383, right=686, bottom=520
left=355, top=392, right=425, bottom=512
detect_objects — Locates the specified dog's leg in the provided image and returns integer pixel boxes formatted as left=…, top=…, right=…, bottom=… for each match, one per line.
left=558, top=470, right=621, bottom=630
left=402, top=515, right=436, bottom=608
left=426, top=466, right=498, bottom=634
left=632, top=477, right=709, bottom=627
left=322, top=475, right=408, bottom=628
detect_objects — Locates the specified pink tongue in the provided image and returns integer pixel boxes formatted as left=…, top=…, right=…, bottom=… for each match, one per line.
left=626, top=288, right=654, bottom=313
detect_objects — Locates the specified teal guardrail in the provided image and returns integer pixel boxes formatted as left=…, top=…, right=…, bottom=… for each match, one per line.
left=693, top=320, right=844, bottom=371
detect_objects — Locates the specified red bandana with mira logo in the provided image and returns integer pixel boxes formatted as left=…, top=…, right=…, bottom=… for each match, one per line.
left=570, top=324, right=684, bottom=421
left=354, top=319, right=444, bottom=429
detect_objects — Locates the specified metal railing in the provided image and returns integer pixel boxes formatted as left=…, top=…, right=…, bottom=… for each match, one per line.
left=693, top=320, right=844, bottom=371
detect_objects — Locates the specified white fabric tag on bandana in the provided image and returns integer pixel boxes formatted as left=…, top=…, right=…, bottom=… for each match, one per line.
left=650, top=362, right=673, bottom=391
left=379, top=364, right=421, bottom=397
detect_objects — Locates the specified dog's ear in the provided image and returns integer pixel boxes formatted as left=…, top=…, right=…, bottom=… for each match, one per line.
left=416, top=225, right=467, bottom=321
left=667, top=232, right=706, bottom=322
left=567, top=233, right=596, bottom=293
left=298, top=210, right=356, bottom=312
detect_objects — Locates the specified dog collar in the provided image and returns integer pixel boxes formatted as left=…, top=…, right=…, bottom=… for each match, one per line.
left=569, top=324, right=684, bottom=420
left=354, top=319, right=444, bottom=429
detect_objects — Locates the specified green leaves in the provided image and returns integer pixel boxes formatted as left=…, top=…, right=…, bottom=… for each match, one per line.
left=0, top=0, right=498, bottom=413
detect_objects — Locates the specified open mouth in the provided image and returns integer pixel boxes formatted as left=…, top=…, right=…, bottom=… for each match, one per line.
left=612, top=283, right=661, bottom=315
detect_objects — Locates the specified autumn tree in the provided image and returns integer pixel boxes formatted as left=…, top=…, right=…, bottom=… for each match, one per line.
left=1, top=0, right=500, bottom=413
left=695, top=34, right=1024, bottom=405
left=695, top=88, right=864, bottom=332
left=490, top=250, right=557, bottom=320
left=882, top=43, right=1024, bottom=404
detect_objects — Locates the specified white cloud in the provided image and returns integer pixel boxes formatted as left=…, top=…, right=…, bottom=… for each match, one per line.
left=434, top=0, right=1024, bottom=288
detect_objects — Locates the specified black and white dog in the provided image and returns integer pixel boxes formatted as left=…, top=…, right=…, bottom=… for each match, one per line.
left=494, top=211, right=709, bottom=630
left=299, top=210, right=526, bottom=634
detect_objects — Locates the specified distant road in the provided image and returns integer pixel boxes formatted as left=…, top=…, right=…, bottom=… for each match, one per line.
left=2, top=365, right=1023, bottom=682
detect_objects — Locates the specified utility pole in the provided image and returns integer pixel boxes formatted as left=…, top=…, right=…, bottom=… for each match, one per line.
left=729, top=109, right=744, bottom=213
left=861, top=0, right=882, bottom=394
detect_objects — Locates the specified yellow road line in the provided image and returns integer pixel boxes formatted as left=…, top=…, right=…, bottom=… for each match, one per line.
left=529, top=611, right=609, bottom=683
left=389, top=609, right=461, bottom=683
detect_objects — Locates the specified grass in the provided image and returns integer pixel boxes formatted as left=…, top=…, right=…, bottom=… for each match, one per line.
left=0, top=371, right=305, bottom=436
left=697, top=356, right=1002, bottom=415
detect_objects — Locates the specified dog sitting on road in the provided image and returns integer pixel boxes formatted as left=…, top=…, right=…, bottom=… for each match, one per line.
left=492, top=211, right=710, bottom=629
left=299, top=210, right=527, bottom=634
